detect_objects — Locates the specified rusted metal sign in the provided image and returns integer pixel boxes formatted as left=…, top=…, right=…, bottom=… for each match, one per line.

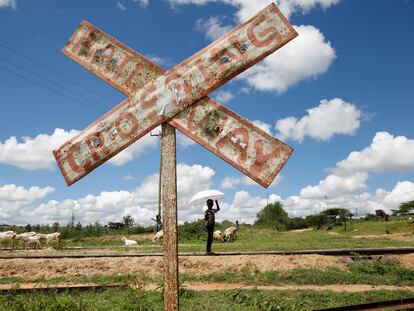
left=54, top=3, right=297, bottom=186
left=61, top=20, right=294, bottom=188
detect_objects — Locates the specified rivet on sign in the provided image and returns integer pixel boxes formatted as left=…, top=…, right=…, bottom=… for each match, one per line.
left=220, top=56, right=230, bottom=64
left=92, top=138, right=100, bottom=148
left=239, top=43, right=248, bottom=53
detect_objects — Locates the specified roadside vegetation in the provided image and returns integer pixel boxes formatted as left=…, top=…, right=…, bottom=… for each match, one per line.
left=0, top=287, right=413, bottom=311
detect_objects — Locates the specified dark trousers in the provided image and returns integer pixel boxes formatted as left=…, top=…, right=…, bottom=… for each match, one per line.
left=206, top=225, right=214, bottom=252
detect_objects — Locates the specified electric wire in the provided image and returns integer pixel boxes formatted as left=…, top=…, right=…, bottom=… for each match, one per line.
left=0, top=55, right=112, bottom=110
left=0, top=64, right=106, bottom=112
left=0, top=43, right=118, bottom=104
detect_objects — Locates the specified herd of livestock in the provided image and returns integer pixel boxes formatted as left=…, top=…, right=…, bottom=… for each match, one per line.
left=0, top=226, right=238, bottom=250
left=0, top=231, right=60, bottom=249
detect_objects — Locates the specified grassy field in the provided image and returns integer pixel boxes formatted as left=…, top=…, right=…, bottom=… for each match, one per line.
left=0, top=287, right=413, bottom=311
left=1, top=219, right=413, bottom=310
left=54, top=220, right=414, bottom=253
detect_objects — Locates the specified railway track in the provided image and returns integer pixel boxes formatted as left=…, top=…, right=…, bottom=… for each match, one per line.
left=0, top=282, right=413, bottom=310
left=0, top=246, right=413, bottom=259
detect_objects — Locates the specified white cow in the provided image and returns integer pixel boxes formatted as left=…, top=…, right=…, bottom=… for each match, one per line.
left=224, top=226, right=237, bottom=242
left=213, top=230, right=223, bottom=242
left=17, top=234, right=42, bottom=249
left=44, top=232, right=60, bottom=246
left=0, top=231, right=17, bottom=250
left=152, top=230, right=163, bottom=243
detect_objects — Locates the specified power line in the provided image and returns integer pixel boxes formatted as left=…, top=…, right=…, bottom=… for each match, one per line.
left=0, top=43, right=118, bottom=104
left=0, top=64, right=105, bottom=112
left=0, top=55, right=112, bottom=110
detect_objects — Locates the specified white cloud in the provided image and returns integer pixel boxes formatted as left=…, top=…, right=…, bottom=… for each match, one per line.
left=123, top=174, right=135, bottom=181
left=275, top=98, right=361, bottom=142
left=251, top=120, right=272, bottom=135
left=0, top=0, right=16, bottom=10
left=332, top=132, right=414, bottom=176
left=0, top=184, right=54, bottom=202
left=116, top=1, right=126, bottom=10
left=300, top=173, right=369, bottom=199
left=0, top=163, right=215, bottom=225
left=214, top=90, right=234, bottom=103
left=0, top=184, right=54, bottom=223
left=168, top=0, right=341, bottom=20
left=176, top=131, right=197, bottom=148
left=240, top=25, right=335, bottom=93
left=221, top=176, right=256, bottom=189
left=146, top=54, right=174, bottom=68
left=195, top=16, right=232, bottom=41
left=170, top=1, right=338, bottom=94
left=108, top=132, right=159, bottom=166
left=133, top=0, right=149, bottom=7
left=0, top=128, right=79, bottom=170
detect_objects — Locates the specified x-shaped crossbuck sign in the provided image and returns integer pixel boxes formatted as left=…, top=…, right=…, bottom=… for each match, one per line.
left=53, top=3, right=298, bottom=188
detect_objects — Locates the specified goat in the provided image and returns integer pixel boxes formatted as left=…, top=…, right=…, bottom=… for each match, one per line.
left=122, top=236, right=138, bottom=251
left=213, top=230, right=224, bottom=242
left=0, top=231, right=17, bottom=250
left=224, top=226, right=238, bottom=242
left=152, top=230, right=163, bottom=243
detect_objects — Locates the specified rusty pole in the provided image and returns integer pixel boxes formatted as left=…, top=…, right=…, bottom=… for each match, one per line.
left=161, top=123, right=179, bottom=310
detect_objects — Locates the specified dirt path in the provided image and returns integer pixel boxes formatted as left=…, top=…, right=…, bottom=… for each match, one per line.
left=1, top=254, right=414, bottom=281
left=0, top=282, right=413, bottom=293
left=0, top=254, right=344, bottom=281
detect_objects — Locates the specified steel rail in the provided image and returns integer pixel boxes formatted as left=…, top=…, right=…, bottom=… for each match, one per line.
left=0, top=247, right=413, bottom=259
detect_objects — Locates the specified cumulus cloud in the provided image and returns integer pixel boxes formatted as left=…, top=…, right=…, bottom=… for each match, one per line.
left=0, top=163, right=215, bottom=225
left=251, top=120, right=272, bottom=135
left=146, top=54, right=174, bottom=69
left=171, top=1, right=338, bottom=94
left=0, top=184, right=54, bottom=223
left=0, top=128, right=158, bottom=170
left=108, top=132, right=159, bottom=166
left=214, top=90, right=234, bottom=103
left=332, top=132, right=414, bottom=176
left=300, top=173, right=369, bottom=199
left=0, top=0, right=16, bottom=10
left=221, top=174, right=281, bottom=189
left=240, top=25, right=335, bottom=93
left=168, top=0, right=341, bottom=20
left=195, top=16, right=232, bottom=40
left=275, top=98, right=361, bottom=142
left=0, top=128, right=79, bottom=170
left=283, top=180, right=414, bottom=217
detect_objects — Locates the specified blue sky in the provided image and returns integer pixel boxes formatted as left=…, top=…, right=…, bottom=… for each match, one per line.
left=0, top=0, right=413, bottom=226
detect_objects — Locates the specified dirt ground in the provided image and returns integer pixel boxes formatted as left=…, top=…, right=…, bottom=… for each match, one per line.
left=1, top=254, right=414, bottom=281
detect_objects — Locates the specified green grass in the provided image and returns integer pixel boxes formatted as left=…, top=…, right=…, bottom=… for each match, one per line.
left=181, top=260, right=414, bottom=286
left=333, top=220, right=414, bottom=235
left=0, top=287, right=412, bottom=310
left=59, top=223, right=413, bottom=253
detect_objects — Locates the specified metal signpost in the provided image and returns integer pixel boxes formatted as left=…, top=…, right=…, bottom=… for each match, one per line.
left=54, top=3, right=297, bottom=310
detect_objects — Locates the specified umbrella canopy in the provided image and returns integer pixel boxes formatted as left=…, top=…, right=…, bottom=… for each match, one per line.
left=188, top=189, right=224, bottom=206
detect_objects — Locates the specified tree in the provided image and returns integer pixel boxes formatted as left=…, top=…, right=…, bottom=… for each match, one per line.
left=254, top=202, right=290, bottom=230
left=338, top=209, right=352, bottom=231
left=396, top=200, right=414, bottom=215
left=123, top=215, right=134, bottom=228
left=375, top=209, right=389, bottom=221
left=322, top=208, right=342, bottom=223
left=25, top=224, right=32, bottom=232
left=306, top=213, right=329, bottom=229
left=52, top=222, right=60, bottom=232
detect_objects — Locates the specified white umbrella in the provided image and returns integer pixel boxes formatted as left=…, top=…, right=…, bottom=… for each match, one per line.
left=188, top=189, right=224, bottom=206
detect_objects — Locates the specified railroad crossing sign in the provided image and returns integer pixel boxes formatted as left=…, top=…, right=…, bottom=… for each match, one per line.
left=53, top=3, right=297, bottom=310
left=54, top=3, right=296, bottom=188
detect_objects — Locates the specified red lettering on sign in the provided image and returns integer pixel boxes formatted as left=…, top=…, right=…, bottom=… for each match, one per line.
left=85, top=132, right=110, bottom=161
left=73, top=31, right=97, bottom=58
left=247, top=14, right=281, bottom=48
left=114, top=111, right=139, bottom=139
left=67, top=142, right=90, bottom=173
left=164, top=70, right=192, bottom=108
left=140, top=84, right=157, bottom=109
left=250, top=140, right=279, bottom=176
left=216, top=128, right=249, bottom=163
